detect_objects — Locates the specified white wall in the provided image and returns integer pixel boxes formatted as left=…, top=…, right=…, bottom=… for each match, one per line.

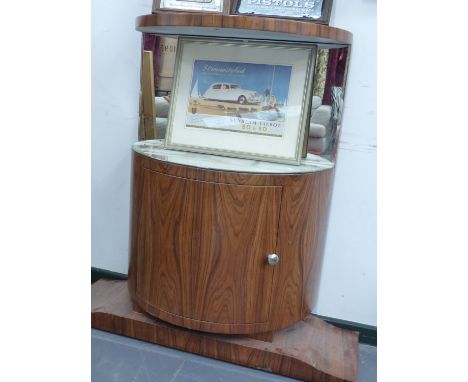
left=313, top=0, right=377, bottom=326
left=92, top=0, right=376, bottom=326
left=91, top=0, right=150, bottom=273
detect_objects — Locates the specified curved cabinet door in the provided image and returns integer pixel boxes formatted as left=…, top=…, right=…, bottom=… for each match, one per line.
left=134, top=168, right=282, bottom=327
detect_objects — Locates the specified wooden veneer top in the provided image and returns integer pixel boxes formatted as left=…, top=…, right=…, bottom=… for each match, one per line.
left=136, top=12, right=352, bottom=45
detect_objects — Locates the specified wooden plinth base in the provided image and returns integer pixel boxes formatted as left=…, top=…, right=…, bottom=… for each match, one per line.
left=92, top=280, right=358, bottom=382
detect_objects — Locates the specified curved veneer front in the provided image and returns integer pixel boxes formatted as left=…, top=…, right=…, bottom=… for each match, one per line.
left=128, top=144, right=335, bottom=334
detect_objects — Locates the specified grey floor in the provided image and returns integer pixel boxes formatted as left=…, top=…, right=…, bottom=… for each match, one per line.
left=92, top=329, right=376, bottom=382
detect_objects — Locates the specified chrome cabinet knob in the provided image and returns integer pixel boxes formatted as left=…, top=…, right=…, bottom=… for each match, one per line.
left=267, top=254, right=279, bottom=266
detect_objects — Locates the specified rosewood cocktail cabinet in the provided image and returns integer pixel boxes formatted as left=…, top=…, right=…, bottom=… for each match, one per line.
left=92, top=10, right=358, bottom=382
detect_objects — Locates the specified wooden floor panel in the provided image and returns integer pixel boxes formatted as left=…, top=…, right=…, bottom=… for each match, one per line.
left=92, top=279, right=358, bottom=382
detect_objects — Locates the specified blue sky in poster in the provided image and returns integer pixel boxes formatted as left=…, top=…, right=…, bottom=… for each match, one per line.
left=190, top=60, right=292, bottom=103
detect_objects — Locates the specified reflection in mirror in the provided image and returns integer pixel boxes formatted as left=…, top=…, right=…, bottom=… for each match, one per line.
left=139, top=33, right=178, bottom=140
left=142, top=33, right=178, bottom=95
left=139, top=33, right=350, bottom=165
left=307, top=46, right=349, bottom=162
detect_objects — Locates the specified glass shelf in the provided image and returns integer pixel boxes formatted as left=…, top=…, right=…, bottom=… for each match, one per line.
left=134, top=139, right=334, bottom=174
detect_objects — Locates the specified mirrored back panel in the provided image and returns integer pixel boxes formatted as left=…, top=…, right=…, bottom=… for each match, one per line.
left=139, top=33, right=350, bottom=164
left=308, top=46, right=349, bottom=162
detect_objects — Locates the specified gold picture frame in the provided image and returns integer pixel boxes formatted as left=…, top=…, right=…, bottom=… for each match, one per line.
left=165, top=37, right=317, bottom=165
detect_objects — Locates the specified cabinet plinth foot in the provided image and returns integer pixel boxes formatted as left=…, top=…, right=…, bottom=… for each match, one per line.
left=92, top=279, right=359, bottom=382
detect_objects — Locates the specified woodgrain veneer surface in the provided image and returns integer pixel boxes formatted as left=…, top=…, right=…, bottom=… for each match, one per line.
left=134, top=168, right=281, bottom=327
left=129, top=152, right=334, bottom=334
left=93, top=280, right=359, bottom=382
left=136, top=12, right=352, bottom=45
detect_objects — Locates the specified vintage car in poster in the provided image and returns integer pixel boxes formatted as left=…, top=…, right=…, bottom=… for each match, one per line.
left=202, top=83, right=263, bottom=105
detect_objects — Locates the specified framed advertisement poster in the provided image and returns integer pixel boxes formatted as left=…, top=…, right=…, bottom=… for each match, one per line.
left=232, top=0, right=333, bottom=24
left=153, top=0, right=230, bottom=14
left=165, top=38, right=316, bottom=165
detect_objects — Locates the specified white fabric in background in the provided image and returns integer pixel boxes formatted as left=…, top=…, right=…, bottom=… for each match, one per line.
left=311, top=105, right=332, bottom=127
left=155, top=97, right=170, bottom=118
left=309, top=123, right=327, bottom=138
left=312, top=95, right=322, bottom=110
left=308, top=137, right=329, bottom=153
left=155, top=118, right=168, bottom=139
